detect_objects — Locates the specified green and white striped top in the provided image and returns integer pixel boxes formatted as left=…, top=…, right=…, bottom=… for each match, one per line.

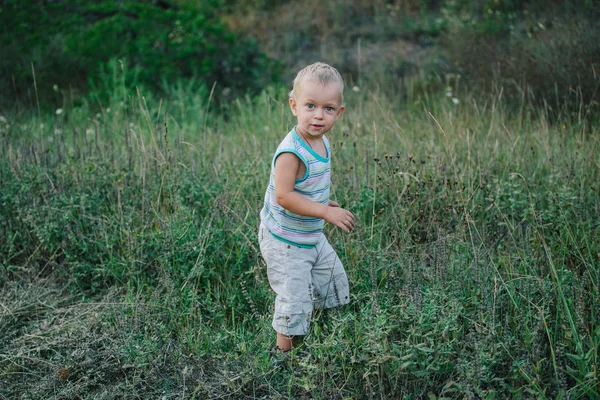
left=260, top=127, right=331, bottom=248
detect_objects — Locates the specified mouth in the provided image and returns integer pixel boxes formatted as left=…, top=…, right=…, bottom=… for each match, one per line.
left=311, top=124, right=324, bottom=129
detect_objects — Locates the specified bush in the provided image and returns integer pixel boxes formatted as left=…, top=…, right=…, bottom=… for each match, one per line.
left=0, top=0, right=280, bottom=110
left=441, top=0, right=600, bottom=115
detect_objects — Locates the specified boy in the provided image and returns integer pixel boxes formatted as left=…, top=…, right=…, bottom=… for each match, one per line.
left=258, top=62, right=354, bottom=352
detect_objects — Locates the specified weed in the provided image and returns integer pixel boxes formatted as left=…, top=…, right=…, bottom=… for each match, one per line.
left=1, top=75, right=599, bottom=398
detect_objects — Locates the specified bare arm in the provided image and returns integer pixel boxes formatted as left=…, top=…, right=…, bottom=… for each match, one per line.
left=274, top=152, right=354, bottom=232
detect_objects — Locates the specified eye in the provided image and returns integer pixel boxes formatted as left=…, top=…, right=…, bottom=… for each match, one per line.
left=307, top=103, right=315, bottom=109
left=326, top=106, right=334, bottom=112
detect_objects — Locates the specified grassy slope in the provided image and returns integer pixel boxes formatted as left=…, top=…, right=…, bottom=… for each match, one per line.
left=1, top=79, right=599, bottom=398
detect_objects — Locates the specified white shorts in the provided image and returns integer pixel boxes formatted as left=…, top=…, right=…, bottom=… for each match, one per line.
left=258, top=223, right=350, bottom=336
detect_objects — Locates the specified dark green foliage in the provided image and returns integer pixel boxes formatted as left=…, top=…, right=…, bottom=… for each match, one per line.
left=2, top=0, right=598, bottom=118
left=0, top=0, right=280, bottom=110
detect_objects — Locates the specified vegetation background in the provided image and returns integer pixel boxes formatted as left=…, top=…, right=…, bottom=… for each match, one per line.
left=1, top=0, right=599, bottom=398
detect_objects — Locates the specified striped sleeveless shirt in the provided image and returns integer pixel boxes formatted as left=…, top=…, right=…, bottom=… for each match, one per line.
left=260, top=127, right=331, bottom=248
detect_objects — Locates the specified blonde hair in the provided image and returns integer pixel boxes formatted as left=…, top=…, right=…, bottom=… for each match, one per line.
left=288, top=62, right=344, bottom=102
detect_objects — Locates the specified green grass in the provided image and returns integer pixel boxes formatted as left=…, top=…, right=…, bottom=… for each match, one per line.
left=1, top=77, right=599, bottom=399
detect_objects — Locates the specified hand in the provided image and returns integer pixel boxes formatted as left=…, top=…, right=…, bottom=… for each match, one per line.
left=324, top=205, right=354, bottom=233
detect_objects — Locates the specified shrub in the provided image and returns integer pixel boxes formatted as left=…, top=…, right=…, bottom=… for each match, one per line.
left=441, top=0, right=600, bottom=115
left=0, top=0, right=280, bottom=110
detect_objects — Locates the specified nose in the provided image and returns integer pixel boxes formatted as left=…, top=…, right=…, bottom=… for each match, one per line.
left=315, top=108, right=323, bottom=119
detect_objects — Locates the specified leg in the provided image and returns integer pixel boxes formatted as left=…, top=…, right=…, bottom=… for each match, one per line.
left=312, top=235, right=350, bottom=310
left=258, top=224, right=316, bottom=348
left=276, top=333, right=295, bottom=351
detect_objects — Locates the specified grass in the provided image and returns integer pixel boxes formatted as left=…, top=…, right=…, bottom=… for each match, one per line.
left=1, top=76, right=599, bottom=399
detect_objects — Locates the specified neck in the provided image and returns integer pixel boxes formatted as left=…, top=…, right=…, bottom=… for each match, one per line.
left=298, top=132, right=313, bottom=148
left=296, top=128, right=321, bottom=148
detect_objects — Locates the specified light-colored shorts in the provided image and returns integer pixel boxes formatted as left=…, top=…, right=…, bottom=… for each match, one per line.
left=258, top=223, right=350, bottom=336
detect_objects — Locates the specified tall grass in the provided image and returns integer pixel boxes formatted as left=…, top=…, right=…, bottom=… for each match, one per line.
left=1, top=76, right=598, bottom=399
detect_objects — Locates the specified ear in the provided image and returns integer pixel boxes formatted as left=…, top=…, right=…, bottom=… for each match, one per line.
left=335, top=105, right=345, bottom=120
left=289, top=97, right=299, bottom=116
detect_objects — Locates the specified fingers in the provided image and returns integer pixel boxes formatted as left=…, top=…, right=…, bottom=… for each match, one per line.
left=339, top=210, right=354, bottom=232
left=324, top=206, right=355, bottom=233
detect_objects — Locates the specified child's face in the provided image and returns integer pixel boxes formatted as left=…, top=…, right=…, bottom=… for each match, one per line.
left=289, top=80, right=344, bottom=140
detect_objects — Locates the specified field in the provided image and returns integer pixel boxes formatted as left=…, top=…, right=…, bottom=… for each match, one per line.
left=1, top=77, right=599, bottom=399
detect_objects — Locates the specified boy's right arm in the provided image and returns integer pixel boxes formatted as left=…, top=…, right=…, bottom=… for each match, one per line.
left=274, top=153, right=354, bottom=233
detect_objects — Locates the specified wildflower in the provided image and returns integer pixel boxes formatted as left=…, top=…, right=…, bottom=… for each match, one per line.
left=53, top=84, right=59, bottom=92
left=452, top=97, right=460, bottom=105
left=55, top=108, right=63, bottom=115
left=352, top=86, right=360, bottom=92
left=0, top=115, right=7, bottom=124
